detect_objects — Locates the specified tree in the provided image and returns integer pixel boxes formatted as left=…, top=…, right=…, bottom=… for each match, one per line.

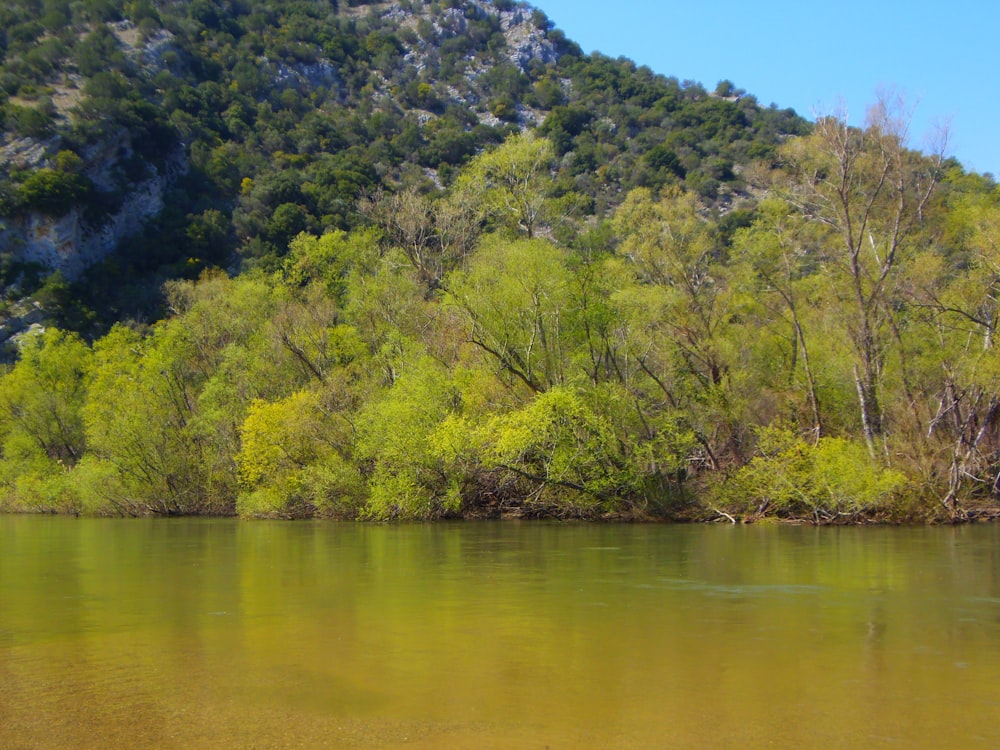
left=17, top=168, right=92, bottom=216
left=480, top=387, right=638, bottom=511
left=612, top=187, right=744, bottom=469
left=356, top=355, right=461, bottom=519
left=0, top=328, right=90, bottom=511
left=83, top=321, right=217, bottom=515
left=732, top=198, right=824, bottom=438
left=164, top=271, right=289, bottom=503
left=0, top=328, right=90, bottom=463
left=236, top=389, right=362, bottom=517
left=613, top=188, right=730, bottom=385
left=446, top=235, right=572, bottom=394
left=779, top=94, right=945, bottom=455
left=908, top=195, right=1000, bottom=509
left=358, top=187, right=477, bottom=291
left=450, top=132, right=555, bottom=238
left=721, top=426, right=906, bottom=521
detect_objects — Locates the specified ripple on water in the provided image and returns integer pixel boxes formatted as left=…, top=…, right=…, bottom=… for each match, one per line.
left=653, top=577, right=826, bottom=597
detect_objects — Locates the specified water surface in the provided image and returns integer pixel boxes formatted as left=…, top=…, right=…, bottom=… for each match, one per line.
left=2, top=517, right=1000, bottom=748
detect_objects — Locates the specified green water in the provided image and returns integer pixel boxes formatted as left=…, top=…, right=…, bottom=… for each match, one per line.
left=2, top=518, right=1000, bottom=748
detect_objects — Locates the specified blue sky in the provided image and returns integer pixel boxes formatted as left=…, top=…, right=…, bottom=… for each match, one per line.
left=535, top=0, right=998, bottom=177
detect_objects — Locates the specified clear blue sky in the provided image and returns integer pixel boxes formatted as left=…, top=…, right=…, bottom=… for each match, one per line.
left=535, top=0, right=998, bottom=177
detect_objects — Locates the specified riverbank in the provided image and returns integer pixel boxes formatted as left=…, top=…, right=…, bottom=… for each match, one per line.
left=4, top=489, right=1000, bottom=525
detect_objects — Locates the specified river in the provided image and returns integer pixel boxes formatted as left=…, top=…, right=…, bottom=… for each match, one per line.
left=2, top=517, right=1000, bottom=748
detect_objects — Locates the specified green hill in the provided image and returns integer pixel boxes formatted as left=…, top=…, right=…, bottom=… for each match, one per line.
left=0, top=0, right=806, bottom=333
left=1, top=0, right=999, bottom=523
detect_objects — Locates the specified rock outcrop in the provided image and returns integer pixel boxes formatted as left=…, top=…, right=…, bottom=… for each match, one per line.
left=0, top=2, right=560, bottom=284
left=0, top=148, right=186, bottom=280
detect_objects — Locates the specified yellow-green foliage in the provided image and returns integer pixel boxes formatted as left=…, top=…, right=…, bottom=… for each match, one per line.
left=70, top=456, right=130, bottom=516
left=5, top=467, right=79, bottom=513
left=445, top=235, right=572, bottom=392
left=450, top=132, right=555, bottom=237
left=478, top=387, right=662, bottom=510
left=83, top=323, right=211, bottom=514
left=282, top=228, right=381, bottom=301
left=236, top=389, right=363, bottom=517
left=723, top=427, right=908, bottom=517
left=0, top=328, right=91, bottom=512
left=356, top=355, right=460, bottom=520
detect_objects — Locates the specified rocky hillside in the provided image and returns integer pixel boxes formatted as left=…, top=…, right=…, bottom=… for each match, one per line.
left=0, top=0, right=808, bottom=338
left=5, top=3, right=1000, bottom=522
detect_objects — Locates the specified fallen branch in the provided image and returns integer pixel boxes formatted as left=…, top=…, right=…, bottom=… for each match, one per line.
left=710, top=507, right=737, bottom=524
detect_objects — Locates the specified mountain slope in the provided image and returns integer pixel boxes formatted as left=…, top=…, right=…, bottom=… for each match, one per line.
left=0, top=0, right=807, bottom=338
left=2, top=2, right=1000, bottom=521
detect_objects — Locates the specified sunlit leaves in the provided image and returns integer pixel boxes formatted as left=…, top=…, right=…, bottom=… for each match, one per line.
left=450, top=132, right=555, bottom=238
left=722, top=426, right=908, bottom=519
left=0, top=329, right=90, bottom=511
left=446, top=235, right=572, bottom=394
left=356, top=355, right=459, bottom=519
left=236, top=389, right=362, bottom=517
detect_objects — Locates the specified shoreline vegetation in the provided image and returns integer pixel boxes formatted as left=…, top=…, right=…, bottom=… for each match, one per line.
left=4, top=116, right=1000, bottom=526
left=6, top=499, right=1000, bottom=525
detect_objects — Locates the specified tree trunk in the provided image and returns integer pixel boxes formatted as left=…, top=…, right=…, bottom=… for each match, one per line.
left=854, top=365, right=881, bottom=458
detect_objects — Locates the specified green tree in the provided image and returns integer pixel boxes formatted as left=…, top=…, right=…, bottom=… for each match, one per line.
left=17, top=168, right=91, bottom=216
left=83, top=322, right=215, bottom=515
left=721, top=426, right=907, bottom=520
left=613, top=186, right=770, bottom=472
left=446, top=235, right=572, bottom=394
left=906, top=195, right=1000, bottom=509
left=236, top=389, right=362, bottom=517
left=451, top=132, right=555, bottom=238
left=0, top=328, right=90, bottom=511
left=163, top=271, right=286, bottom=503
left=732, top=198, right=824, bottom=437
left=356, top=354, right=462, bottom=519
left=0, top=328, right=89, bottom=465
left=779, top=95, right=944, bottom=454
left=475, top=386, right=691, bottom=514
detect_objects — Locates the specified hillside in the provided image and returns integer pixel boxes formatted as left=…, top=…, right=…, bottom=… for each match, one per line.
left=2, top=0, right=1000, bottom=523
left=0, top=0, right=807, bottom=337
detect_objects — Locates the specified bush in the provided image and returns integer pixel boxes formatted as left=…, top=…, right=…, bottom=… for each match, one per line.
left=17, top=168, right=92, bottom=216
left=4, top=102, right=56, bottom=138
left=719, top=426, right=908, bottom=520
left=8, top=467, right=81, bottom=513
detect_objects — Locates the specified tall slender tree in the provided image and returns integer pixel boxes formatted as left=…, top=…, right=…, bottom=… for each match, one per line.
left=780, top=94, right=945, bottom=455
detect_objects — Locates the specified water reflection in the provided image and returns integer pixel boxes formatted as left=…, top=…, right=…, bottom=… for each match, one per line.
left=2, top=518, right=1000, bottom=748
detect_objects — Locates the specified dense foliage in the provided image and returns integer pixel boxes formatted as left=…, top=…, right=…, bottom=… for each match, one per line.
left=2, top=119, right=999, bottom=521
left=1, top=1, right=998, bottom=522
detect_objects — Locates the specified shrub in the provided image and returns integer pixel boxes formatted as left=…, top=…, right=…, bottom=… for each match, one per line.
left=720, top=426, right=908, bottom=520
left=17, top=168, right=92, bottom=216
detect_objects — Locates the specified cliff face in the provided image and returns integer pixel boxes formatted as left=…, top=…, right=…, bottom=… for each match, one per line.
left=0, top=16, right=189, bottom=282
left=0, top=151, right=185, bottom=280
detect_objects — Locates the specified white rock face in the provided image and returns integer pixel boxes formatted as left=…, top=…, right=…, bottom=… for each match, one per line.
left=0, top=138, right=49, bottom=171
left=23, top=210, right=83, bottom=272
left=500, top=10, right=558, bottom=72
left=396, top=0, right=563, bottom=128
left=1, top=151, right=187, bottom=280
